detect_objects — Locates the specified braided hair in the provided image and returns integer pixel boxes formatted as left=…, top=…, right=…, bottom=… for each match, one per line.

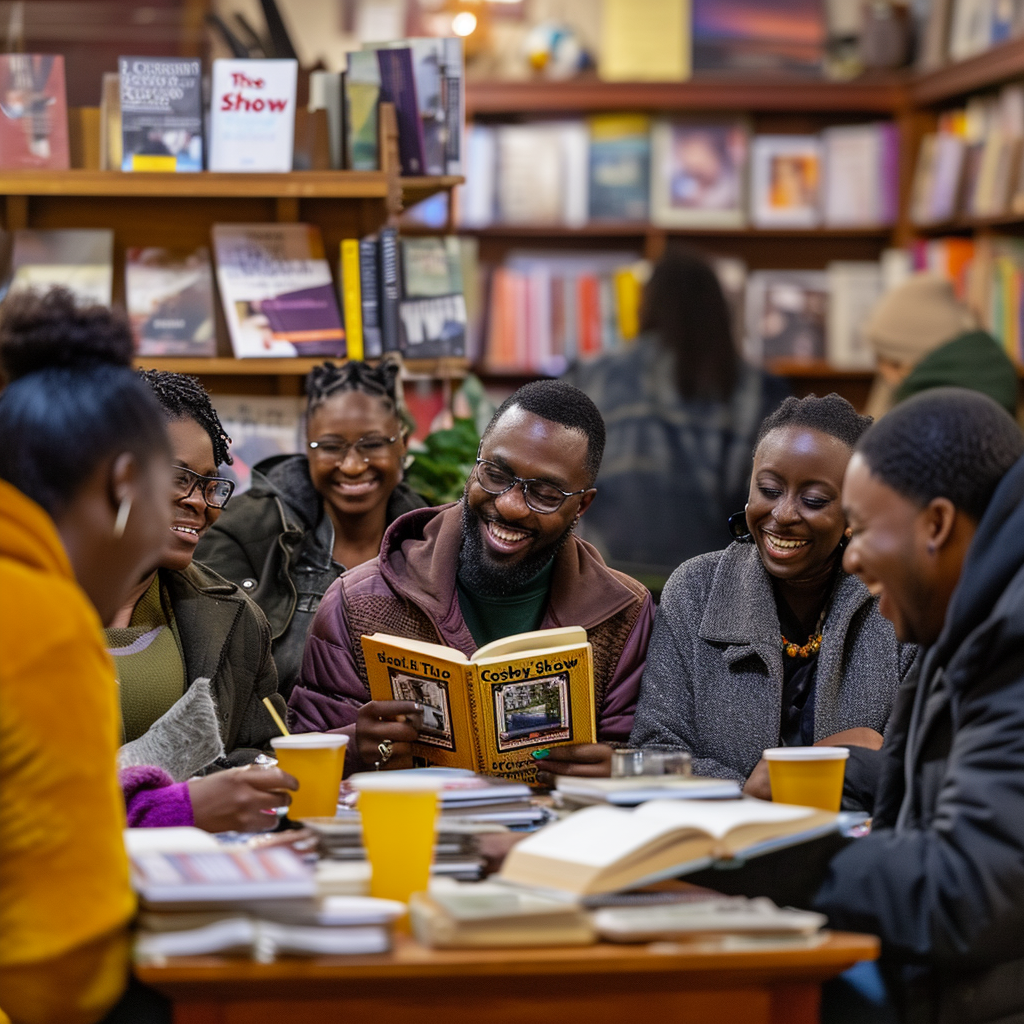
left=755, top=393, right=873, bottom=455
left=305, top=356, right=409, bottom=430
left=137, top=369, right=233, bottom=467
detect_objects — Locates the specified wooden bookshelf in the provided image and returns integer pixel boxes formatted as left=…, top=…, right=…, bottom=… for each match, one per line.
left=465, top=76, right=906, bottom=117
left=911, top=36, right=1024, bottom=106
left=134, top=356, right=470, bottom=379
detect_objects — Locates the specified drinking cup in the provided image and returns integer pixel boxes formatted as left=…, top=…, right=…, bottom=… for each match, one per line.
left=763, top=746, right=850, bottom=811
left=350, top=772, right=445, bottom=905
left=270, top=733, right=348, bottom=819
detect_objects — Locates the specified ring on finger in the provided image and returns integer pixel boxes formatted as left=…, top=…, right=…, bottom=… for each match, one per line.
left=378, top=738, right=394, bottom=765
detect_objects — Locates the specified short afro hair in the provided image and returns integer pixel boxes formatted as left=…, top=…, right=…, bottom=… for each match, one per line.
left=483, top=379, right=606, bottom=485
left=755, top=393, right=873, bottom=454
left=138, top=369, right=233, bottom=468
left=856, top=387, right=1024, bottom=521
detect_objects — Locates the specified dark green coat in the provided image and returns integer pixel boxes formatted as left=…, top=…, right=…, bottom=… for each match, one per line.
left=160, top=561, right=285, bottom=763
left=195, top=454, right=426, bottom=699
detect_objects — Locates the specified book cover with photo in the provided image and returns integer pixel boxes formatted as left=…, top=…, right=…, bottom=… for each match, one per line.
left=7, top=229, right=113, bottom=306
left=745, top=270, right=828, bottom=364
left=344, top=50, right=380, bottom=171
left=651, top=119, right=748, bottom=228
left=127, top=247, right=215, bottom=356
left=361, top=627, right=596, bottom=783
left=208, top=59, right=297, bottom=173
left=588, top=114, right=651, bottom=221
left=0, top=54, right=69, bottom=170
left=692, top=0, right=825, bottom=75
left=751, top=135, right=821, bottom=228
left=212, top=223, right=345, bottom=358
left=119, top=57, right=202, bottom=172
left=398, top=235, right=467, bottom=358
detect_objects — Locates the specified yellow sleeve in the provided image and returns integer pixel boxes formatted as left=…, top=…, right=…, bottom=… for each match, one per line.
left=0, top=575, right=135, bottom=1024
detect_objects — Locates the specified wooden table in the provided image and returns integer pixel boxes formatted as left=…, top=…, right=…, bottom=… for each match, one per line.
left=137, top=931, right=878, bottom=1024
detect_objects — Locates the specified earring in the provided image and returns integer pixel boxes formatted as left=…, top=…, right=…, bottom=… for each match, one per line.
left=844, top=527, right=852, bottom=538
left=927, top=542, right=937, bottom=555
left=113, top=496, right=132, bottom=540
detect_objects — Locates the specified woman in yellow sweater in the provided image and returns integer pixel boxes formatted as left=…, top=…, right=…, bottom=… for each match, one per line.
left=0, top=290, right=173, bottom=1024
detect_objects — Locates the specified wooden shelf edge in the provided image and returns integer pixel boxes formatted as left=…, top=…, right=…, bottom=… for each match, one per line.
left=910, top=212, right=1024, bottom=234
left=912, top=36, right=1024, bottom=106
left=0, top=170, right=391, bottom=199
left=465, top=76, right=906, bottom=115
left=401, top=175, right=465, bottom=208
left=479, top=361, right=877, bottom=380
left=134, top=356, right=470, bottom=378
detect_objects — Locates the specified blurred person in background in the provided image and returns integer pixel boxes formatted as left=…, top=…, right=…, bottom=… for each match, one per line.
left=864, top=273, right=1017, bottom=420
left=197, top=359, right=426, bottom=700
left=0, top=290, right=171, bottom=1024
left=563, top=247, right=789, bottom=593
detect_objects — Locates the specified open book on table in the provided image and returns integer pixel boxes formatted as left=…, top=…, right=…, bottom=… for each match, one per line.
left=361, top=626, right=595, bottom=783
left=499, top=798, right=838, bottom=897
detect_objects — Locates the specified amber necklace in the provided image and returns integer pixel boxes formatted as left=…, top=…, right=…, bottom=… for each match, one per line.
left=780, top=561, right=840, bottom=659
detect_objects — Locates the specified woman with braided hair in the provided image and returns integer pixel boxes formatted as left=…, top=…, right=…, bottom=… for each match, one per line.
left=197, top=358, right=426, bottom=699
left=107, top=369, right=296, bottom=833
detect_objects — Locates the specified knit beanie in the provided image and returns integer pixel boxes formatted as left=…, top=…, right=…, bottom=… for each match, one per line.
left=864, top=273, right=977, bottom=365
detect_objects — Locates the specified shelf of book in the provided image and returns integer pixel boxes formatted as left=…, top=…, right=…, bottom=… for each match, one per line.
left=134, top=356, right=470, bottom=379
left=0, top=170, right=392, bottom=199
left=465, top=76, right=906, bottom=117
left=459, top=224, right=895, bottom=239
left=911, top=36, right=1024, bottom=107
left=909, top=213, right=1024, bottom=235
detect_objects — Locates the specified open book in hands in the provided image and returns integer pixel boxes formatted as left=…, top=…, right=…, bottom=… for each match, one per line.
left=361, top=626, right=595, bottom=782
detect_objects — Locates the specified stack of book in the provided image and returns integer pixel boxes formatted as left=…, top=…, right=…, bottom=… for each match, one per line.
left=460, top=119, right=898, bottom=231
left=910, top=84, right=1024, bottom=226
left=127, top=827, right=404, bottom=961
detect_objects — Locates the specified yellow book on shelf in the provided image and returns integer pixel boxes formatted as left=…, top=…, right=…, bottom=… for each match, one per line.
left=361, top=626, right=595, bottom=783
left=340, top=239, right=364, bottom=360
left=613, top=266, right=642, bottom=342
left=599, top=0, right=690, bottom=82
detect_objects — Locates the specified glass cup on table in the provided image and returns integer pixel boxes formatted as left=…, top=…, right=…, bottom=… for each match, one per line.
left=269, top=733, right=349, bottom=819
left=350, top=772, right=446, bottom=907
left=763, top=746, right=849, bottom=812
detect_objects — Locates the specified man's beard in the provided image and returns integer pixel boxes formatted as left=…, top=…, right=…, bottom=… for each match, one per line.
left=458, top=498, right=575, bottom=597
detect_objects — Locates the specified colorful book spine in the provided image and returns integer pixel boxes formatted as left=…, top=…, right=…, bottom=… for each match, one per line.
left=359, top=237, right=383, bottom=358
left=375, top=48, right=426, bottom=175
left=340, top=239, right=364, bottom=360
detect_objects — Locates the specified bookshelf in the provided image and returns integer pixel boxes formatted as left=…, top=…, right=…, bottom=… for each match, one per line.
left=463, top=56, right=1024, bottom=410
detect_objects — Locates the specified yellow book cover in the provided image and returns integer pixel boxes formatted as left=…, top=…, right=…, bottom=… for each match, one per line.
left=340, top=239, right=364, bottom=360
left=360, top=627, right=596, bottom=783
left=599, top=0, right=690, bottom=82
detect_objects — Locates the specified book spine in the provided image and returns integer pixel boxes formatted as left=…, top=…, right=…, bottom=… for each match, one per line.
left=340, top=239, right=364, bottom=360
left=378, top=227, right=402, bottom=353
left=375, top=48, right=426, bottom=175
left=359, top=237, right=383, bottom=357
left=442, top=38, right=463, bottom=175
left=464, top=666, right=488, bottom=775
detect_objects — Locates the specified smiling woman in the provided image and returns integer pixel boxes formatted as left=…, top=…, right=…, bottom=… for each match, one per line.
left=631, top=394, right=917, bottom=809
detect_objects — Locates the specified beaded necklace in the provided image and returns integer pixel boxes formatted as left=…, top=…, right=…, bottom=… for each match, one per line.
left=780, top=575, right=837, bottom=659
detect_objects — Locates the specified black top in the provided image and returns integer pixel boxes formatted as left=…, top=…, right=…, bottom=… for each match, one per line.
left=780, top=651, right=818, bottom=746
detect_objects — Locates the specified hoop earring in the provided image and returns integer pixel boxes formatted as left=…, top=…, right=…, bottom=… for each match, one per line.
left=113, top=496, right=132, bottom=540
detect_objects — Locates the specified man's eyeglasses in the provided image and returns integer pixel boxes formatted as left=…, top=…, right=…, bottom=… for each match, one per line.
left=171, top=465, right=235, bottom=509
left=474, top=457, right=587, bottom=515
left=307, top=435, right=398, bottom=464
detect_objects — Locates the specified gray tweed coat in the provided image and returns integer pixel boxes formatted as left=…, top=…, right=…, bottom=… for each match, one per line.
left=630, top=541, right=917, bottom=783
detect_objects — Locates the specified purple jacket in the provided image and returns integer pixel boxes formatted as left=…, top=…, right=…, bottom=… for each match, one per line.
left=289, top=503, right=654, bottom=753
left=120, top=765, right=193, bottom=828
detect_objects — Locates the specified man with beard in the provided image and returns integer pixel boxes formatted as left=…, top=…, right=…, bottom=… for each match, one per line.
left=288, top=380, right=654, bottom=774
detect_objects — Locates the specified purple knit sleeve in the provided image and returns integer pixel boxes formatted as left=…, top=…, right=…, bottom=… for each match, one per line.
left=119, top=765, right=195, bottom=828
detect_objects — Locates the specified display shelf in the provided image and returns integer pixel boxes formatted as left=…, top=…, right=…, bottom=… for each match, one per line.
left=401, top=175, right=464, bottom=209
left=134, top=356, right=471, bottom=379
left=911, top=36, right=1024, bottom=106
left=458, top=223, right=894, bottom=239
left=465, top=76, right=906, bottom=117
left=908, top=212, right=1024, bottom=235
left=0, top=170, right=391, bottom=199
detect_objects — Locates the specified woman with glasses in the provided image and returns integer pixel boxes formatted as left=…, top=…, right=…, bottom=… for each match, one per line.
left=197, top=358, right=426, bottom=699
left=106, top=371, right=295, bottom=831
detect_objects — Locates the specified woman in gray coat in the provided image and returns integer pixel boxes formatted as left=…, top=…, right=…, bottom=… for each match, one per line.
left=631, top=394, right=916, bottom=803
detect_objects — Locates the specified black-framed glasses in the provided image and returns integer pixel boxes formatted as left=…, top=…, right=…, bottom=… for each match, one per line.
left=474, top=457, right=587, bottom=514
left=170, top=465, right=235, bottom=509
left=307, top=435, right=398, bottom=463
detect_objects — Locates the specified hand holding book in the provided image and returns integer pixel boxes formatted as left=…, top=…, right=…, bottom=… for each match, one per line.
left=354, top=699, right=423, bottom=771
left=533, top=742, right=614, bottom=785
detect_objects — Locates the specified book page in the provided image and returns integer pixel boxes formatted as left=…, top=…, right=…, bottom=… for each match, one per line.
left=472, top=626, right=587, bottom=661
left=636, top=798, right=815, bottom=840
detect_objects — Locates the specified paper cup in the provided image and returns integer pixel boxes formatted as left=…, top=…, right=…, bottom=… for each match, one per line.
left=350, top=772, right=445, bottom=906
left=764, top=746, right=849, bottom=811
left=270, top=733, right=348, bottom=818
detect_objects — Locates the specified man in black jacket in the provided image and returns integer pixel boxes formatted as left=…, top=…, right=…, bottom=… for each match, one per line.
left=816, top=387, right=1024, bottom=1023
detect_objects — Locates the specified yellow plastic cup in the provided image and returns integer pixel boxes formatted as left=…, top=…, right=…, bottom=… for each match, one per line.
left=270, top=733, right=348, bottom=819
left=350, top=772, right=445, bottom=906
left=764, top=746, right=849, bottom=811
